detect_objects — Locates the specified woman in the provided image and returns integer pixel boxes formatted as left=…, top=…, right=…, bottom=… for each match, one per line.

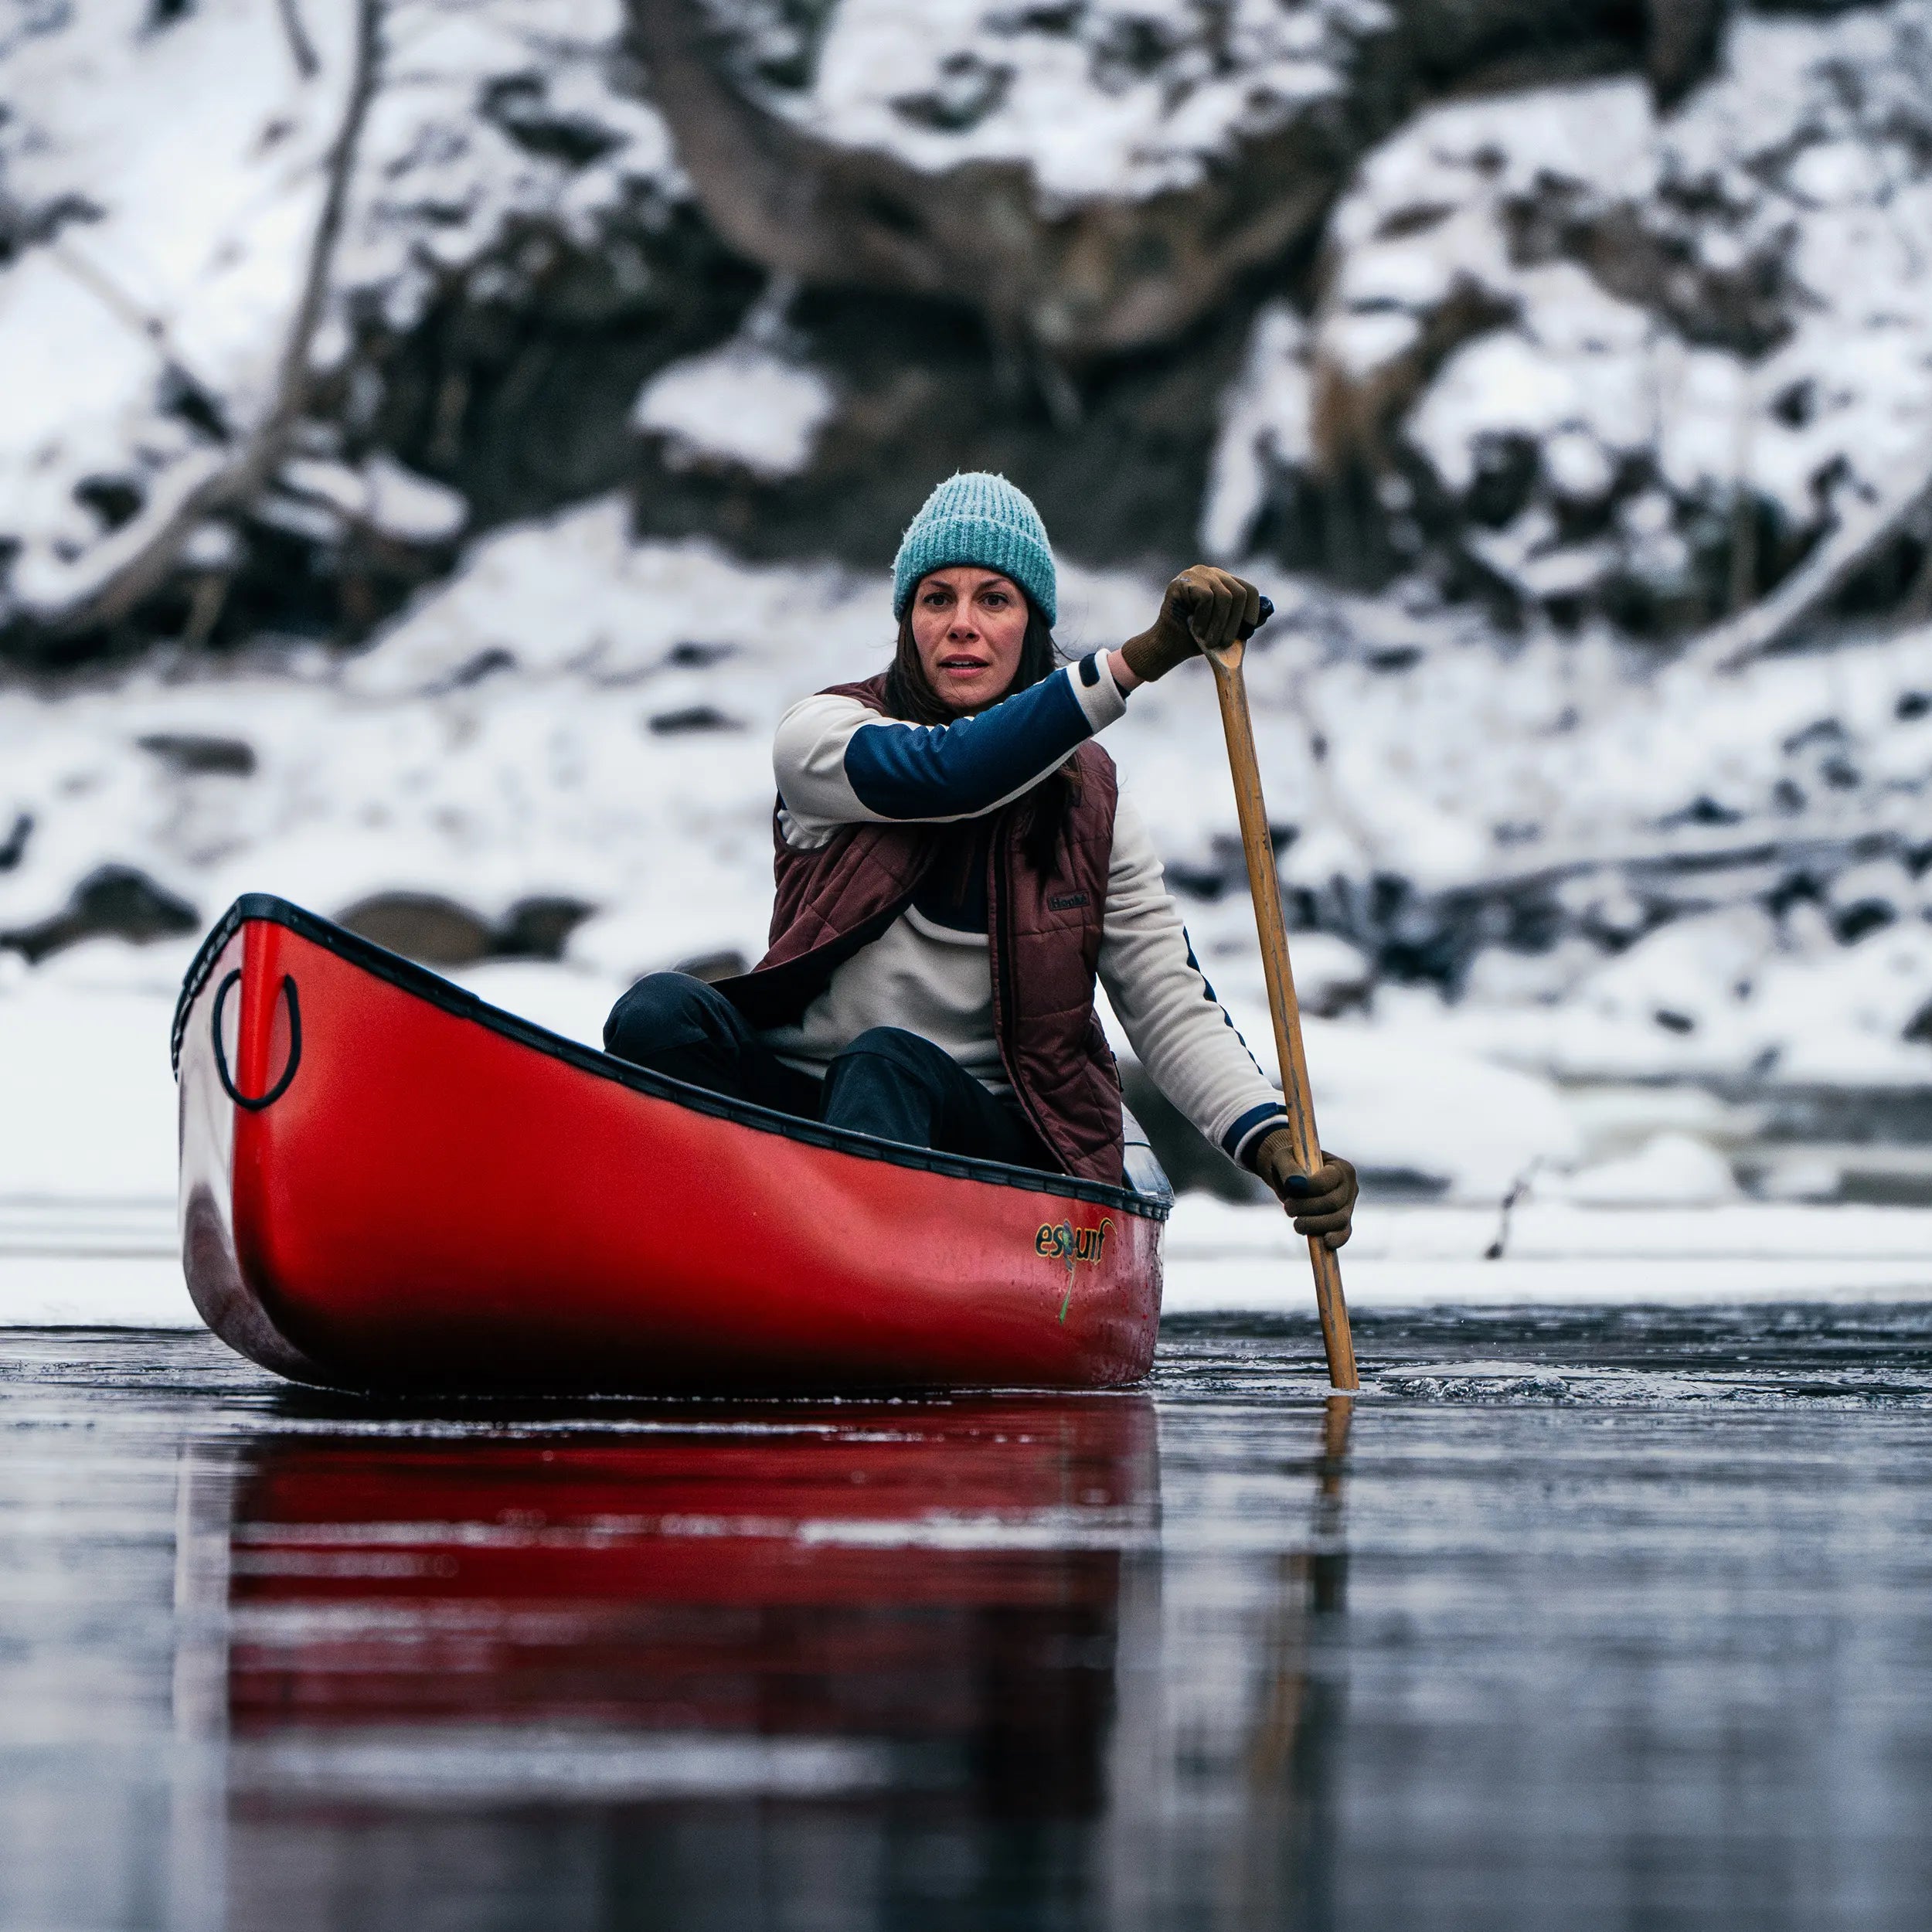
left=604, top=473, right=1357, bottom=1249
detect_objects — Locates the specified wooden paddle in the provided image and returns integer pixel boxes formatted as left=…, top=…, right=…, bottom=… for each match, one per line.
left=1202, top=597, right=1360, bottom=1391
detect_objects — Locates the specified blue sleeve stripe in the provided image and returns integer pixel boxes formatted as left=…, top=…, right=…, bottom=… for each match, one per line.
left=1223, top=1102, right=1290, bottom=1168
left=842, top=671, right=1092, bottom=820
left=1183, top=933, right=1267, bottom=1076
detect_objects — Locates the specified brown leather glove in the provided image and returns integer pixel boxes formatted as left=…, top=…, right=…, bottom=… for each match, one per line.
left=1255, top=1132, right=1358, bottom=1249
left=1120, top=565, right=1263, bottom=684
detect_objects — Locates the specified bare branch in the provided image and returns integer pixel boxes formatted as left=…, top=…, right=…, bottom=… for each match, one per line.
left=277, top=0, right=321, bottom=80
left=43, top=0, right=380, bottom=641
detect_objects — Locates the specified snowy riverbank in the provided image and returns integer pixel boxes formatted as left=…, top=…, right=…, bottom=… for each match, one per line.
left=6, top=499, right=1931, bottom=1182
left=7, top=1185, right=1928, bottom=1330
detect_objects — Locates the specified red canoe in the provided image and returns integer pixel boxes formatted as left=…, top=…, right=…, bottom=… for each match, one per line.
left=173, top=896, right=1165, bottom=1393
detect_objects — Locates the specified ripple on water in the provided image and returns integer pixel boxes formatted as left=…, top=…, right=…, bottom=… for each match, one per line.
left=1155, top=1304, right=1932, bottom=1408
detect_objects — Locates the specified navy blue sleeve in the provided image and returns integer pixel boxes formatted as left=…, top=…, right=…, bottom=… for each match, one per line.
left=842, top=668, right=1095, bottom=820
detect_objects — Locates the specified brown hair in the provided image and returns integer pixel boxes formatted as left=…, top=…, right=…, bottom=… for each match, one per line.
left=881, top=590, right=1080, bottom=876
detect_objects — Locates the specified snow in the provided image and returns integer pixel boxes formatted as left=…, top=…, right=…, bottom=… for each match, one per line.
left=1298, top=1016, right=1581, bottom=1195
left=280, top=454, right=469, bottom=543
left=1160, top=1197, right=1932, bottom=1314
left=4, top=2, right=1932, bottom=1335
left=634, top=342, right=838, bottom=481
left=1554, top=1131, right=1741, bottom=1206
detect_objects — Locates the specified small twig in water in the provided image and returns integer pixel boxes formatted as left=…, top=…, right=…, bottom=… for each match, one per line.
left=1485, top=1164, right=1539, bottom=1260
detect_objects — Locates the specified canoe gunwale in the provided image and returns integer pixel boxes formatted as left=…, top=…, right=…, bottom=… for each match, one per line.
left=173, top=893, right=1169, bottom=1223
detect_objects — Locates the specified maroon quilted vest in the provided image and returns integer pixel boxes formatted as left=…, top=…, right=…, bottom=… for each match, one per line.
left=714, top=673, right=1124, bottom=1185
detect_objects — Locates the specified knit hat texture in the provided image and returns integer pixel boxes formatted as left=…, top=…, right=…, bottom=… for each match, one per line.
left=892, top=472, right=1056, bottom=625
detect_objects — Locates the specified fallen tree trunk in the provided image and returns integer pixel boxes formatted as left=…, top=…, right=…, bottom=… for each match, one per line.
left=1678, top=461, right=1932, bottom=677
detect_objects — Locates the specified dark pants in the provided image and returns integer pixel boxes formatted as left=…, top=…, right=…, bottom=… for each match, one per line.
left=603, top=972, right=1053, bottom=1170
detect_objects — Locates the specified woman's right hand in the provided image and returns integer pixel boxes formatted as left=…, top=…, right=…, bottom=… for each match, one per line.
left=1256, top=1136, right=1358, bottom=1249
left=1117, top=566, right=1263, bottom=685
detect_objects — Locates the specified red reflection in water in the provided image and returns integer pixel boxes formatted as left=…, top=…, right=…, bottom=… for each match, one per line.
left=226, top=1397, right=1157, bottom=1822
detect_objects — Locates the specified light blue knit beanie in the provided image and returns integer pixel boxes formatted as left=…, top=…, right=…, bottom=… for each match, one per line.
left=892, top=472, right=1057, bottom=626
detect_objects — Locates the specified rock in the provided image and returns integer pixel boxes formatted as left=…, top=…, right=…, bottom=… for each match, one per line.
left=277, top=456, right=469, bottom=547
left=0, top=815, right=32, bottom=872
left=334, top=891, right=597, bottom=966
left=496, top=898, right=599, bottom=961
left=0, top=2, right=363, bottom=655
left=332, top=9, right=757, bottom=543
left=628, top=0, right=1352, bottom=361
left=1827, top=859, right=1913, bottom=944
left=628, top=277, right=1254, bottom=570
left=1285, top=932, right=1376, bottom=1019
left=633, top=332, right=838, bottom=482
left=335, top=893, right=497, bottom=966
left=0, top=0, right=752, bottom=663
left=647, top=705, right=743, bottom=734
left=134, top=734, right=257, bottom=777
left=0, top=0, right=1743, bottom=658
left=0, top=866, right=199, bottom=965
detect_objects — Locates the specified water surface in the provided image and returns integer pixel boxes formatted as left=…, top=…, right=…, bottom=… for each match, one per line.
left=3, top=1309, right=1930, bottom=1930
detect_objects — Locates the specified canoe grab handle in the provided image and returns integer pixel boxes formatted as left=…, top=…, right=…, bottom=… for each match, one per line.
left=211, top=969, right=303, bottom=1112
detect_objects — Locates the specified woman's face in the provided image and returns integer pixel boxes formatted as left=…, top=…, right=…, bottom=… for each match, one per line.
left=910, top=567, right=1029, bottom=714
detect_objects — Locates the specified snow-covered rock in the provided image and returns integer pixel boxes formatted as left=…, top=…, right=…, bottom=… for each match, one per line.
left=1213, top=5, right=1932, bottom=629
left=328, top=0, right=691, bottom=343
left=277, top=454, right=469, bottom=546
left=0, top=0, right=361, bottom=628
left=634, top=342, right=838, bottom=481
left=743, top=0, right=1376, bottom=207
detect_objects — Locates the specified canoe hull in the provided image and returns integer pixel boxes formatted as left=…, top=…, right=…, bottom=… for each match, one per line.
left=175, top=899, right=1165, bottom=1394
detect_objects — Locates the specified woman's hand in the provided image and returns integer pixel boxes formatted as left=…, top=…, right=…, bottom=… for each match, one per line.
left=1255, top=1133, right=1358, bottom=1249
left=1116, top=566, right=1263, bottom=686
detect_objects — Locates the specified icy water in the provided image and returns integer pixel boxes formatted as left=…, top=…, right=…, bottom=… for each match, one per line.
left=4, top=1312, right=1932, bottom=1932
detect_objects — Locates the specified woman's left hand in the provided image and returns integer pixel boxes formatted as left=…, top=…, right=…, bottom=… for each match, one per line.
left=1254, top=1134, right=1358, bottom=1248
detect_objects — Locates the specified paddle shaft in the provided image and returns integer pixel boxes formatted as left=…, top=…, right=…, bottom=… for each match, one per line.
left=1204, top=638, right=1359, bottom=1391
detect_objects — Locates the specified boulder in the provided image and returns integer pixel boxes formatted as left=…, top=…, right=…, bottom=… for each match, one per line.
left=0, top=866, right=199, bottom=965
left=334, top=891, right=596, bottom=966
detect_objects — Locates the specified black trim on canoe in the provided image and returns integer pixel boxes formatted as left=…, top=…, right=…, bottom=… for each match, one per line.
left=173, top=894, right=1168, bottom=1222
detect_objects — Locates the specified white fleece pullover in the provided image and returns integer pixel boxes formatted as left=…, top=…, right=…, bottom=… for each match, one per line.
left=764, top=654, right=1290, bottom=1172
